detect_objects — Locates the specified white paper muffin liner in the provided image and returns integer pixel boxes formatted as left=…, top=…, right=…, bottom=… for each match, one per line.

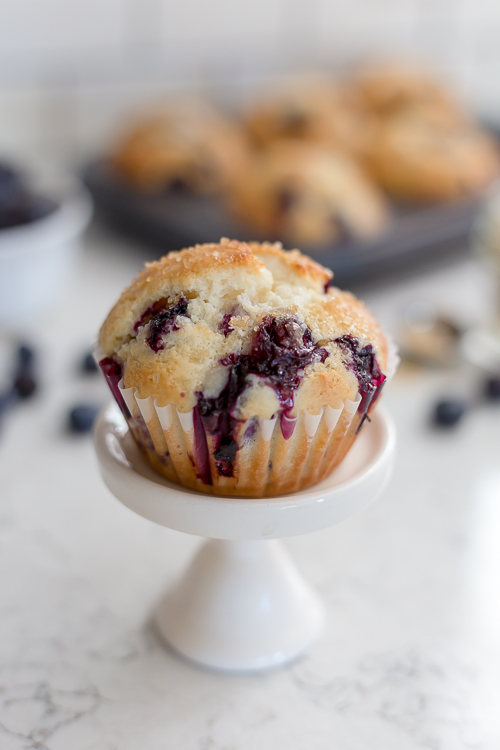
left=96, top=336, right=398, bottom=497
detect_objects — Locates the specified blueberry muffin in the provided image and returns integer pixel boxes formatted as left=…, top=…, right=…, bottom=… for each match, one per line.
left=112, top=98, right=250, bottom=194
left=98, top=238, right=390, bottom=497
left=227, top=140, right=389, bottom=246
left=364, top=112, right=500, bottom=202
left=352, top=61, right=462, bottom=120
left=243, top=78, right=373, bottom=158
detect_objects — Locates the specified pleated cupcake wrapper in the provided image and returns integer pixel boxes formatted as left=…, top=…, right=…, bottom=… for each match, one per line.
left=96, top=335, right=398, bottom=496
left=108, top=376, right=363, bottom=496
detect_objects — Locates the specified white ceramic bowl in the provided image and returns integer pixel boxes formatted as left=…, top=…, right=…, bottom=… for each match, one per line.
left=0, top=182, right=93, bottom=328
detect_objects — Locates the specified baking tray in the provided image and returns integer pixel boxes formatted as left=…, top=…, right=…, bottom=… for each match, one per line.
left=83, top=159, right=481, bottom=288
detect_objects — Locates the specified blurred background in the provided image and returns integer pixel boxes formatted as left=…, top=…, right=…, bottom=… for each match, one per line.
left=2, top=0, right=500, bottom=165
left=1, top=3, right=500, bottom=749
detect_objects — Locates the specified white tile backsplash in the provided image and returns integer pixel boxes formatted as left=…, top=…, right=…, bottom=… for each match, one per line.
left=1, top=0, right=500, bottom=161
left=161, top=0, right=283, bottom=41
left=0, top=0, right=125, bottom=55
left=0, top=87, right=44, bottom=162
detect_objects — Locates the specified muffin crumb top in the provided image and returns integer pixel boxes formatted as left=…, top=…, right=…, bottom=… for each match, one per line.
left=99, top=239, right=387, bottom=416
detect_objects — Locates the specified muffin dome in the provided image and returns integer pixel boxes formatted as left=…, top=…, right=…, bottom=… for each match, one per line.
left=99, top=239, right=389, bottom=496
left=364, top=112, right=500, bottom=202
left=227, top=140, right=389, bottom=246
left=244, top=78, right=372, bottom=157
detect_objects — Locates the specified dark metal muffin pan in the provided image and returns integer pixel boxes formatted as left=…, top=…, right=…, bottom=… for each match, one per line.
left=83, top=159, right=482, bottom=288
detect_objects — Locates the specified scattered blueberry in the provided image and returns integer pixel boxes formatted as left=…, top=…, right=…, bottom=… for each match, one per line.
left=68, top=404, right=100, bottom=433
left=81, top=351, right=98, bottom=374
left=17, top=343, right=35, bottom=368
left=485, top=376, right=500, bottom=401
left=13, top=370, right=37, bottom=399
left=433, top=399, right=466, bottom=428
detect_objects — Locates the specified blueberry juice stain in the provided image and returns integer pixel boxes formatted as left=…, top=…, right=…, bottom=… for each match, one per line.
left=333, top=335, right=386, bottom=428
left=99, top=357, right=130, bottom=418
left=196, top=315, right=329, bottom=480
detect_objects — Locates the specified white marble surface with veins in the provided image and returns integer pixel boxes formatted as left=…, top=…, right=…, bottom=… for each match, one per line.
left=1, top=224, right=500, bottom=750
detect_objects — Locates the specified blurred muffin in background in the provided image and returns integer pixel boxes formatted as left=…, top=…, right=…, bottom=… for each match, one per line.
left=227, top=140, right=389, bottom=246
left=352, top=61, right=500, bottom=202
left=243, top=77, right=373, bottom=158
left=112, top=97, right=250, bottom=194
left=363, top=109, right=500, bottom=202
left=352, top=61, right=462, bottom=120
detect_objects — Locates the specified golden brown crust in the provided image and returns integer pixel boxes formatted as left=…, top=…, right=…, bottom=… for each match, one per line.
left=248, top=241, right=332, bottom=290
left=99, top=238, right=387, bottom=414
left=307, top=288, right=388, bottom=366
left=99, top=239, right=267, bottom=356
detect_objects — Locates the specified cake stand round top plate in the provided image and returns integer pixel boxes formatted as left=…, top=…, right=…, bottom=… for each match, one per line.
left=95, top=403, right=395, bottom=541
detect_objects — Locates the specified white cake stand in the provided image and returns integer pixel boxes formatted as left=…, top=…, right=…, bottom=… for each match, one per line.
left=94, top=403, right=395, bottom=672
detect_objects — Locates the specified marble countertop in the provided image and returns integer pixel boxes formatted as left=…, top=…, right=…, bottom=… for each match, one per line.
left=1, top=224, right=500, bottom=750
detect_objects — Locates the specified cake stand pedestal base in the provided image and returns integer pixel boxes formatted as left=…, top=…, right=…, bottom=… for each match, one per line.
left=155, top=538, right=324, bottom=671
left=95, top=404, right=395, bottom=673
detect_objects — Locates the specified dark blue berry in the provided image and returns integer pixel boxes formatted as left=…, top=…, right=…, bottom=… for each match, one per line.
left=17, top=344, right=35, bottom=368
left=68, top=404, right=100, bottom=433
left=81, top=351, right=98, bottom=374
left=433, top=399, right=465, bottom=427
left=485, top=376, right=500, bottom=401
left=13, top=370, right=37, bottom=399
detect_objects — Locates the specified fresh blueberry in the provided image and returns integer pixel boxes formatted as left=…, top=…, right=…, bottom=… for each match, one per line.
left=13, top=370, right=37, bottom=399
left=433, top=399, right=466, bottom=427
left=81, top=351, right=98, bottom=374
left=17, top=343, right=35, bottom=368
left=485, top=376, right=500, bottom=401
left=68, top=404, right=100, bottom=433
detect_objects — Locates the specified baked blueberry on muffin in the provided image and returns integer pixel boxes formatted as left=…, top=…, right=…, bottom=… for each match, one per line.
left=99, top=238, right=390, bottom=497
left=112, top=98, right=249, bottom=195
left=228, top=140, right=389, bottom=246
